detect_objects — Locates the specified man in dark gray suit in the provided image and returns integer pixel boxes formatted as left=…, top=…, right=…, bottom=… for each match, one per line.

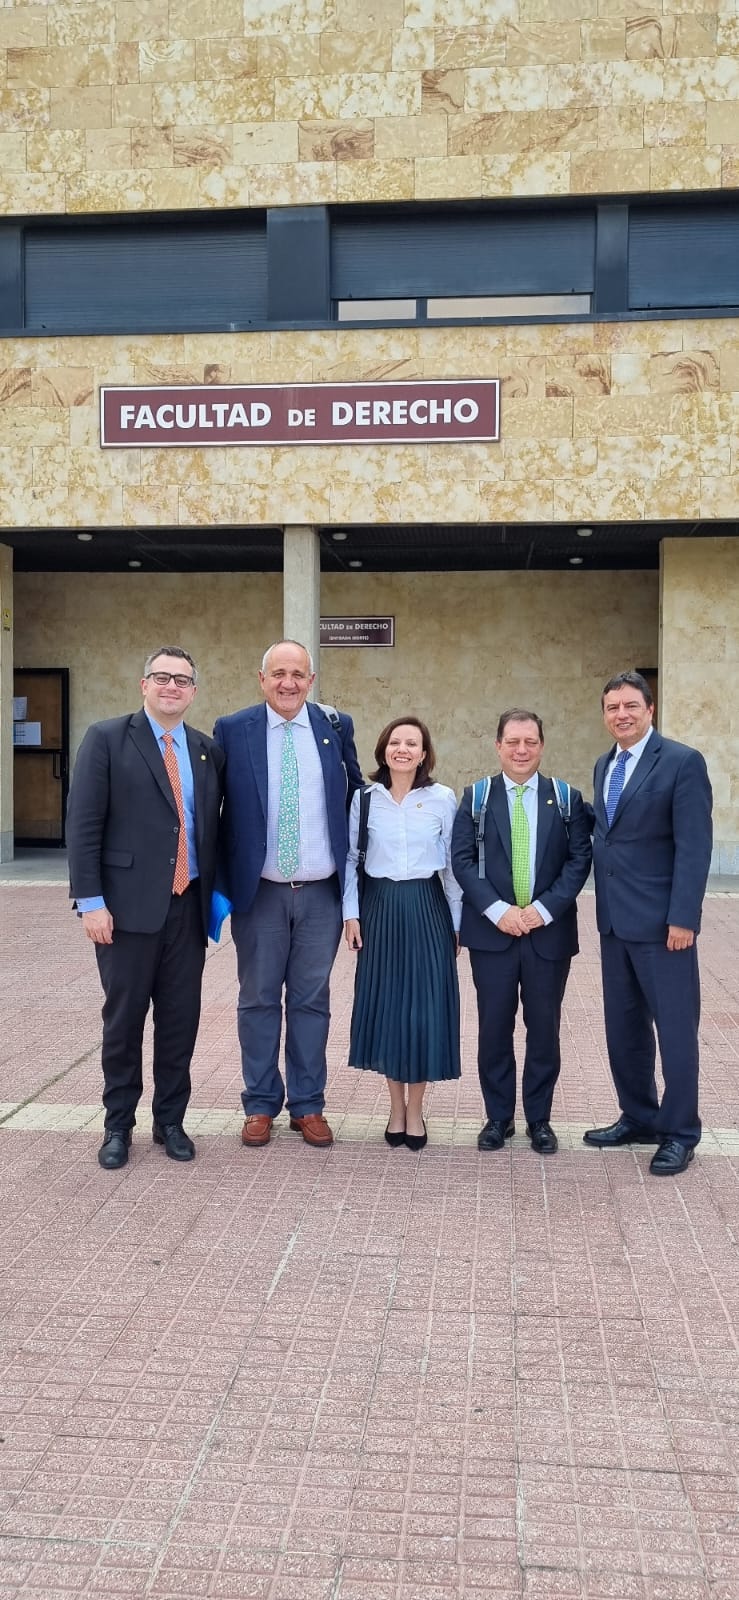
left=452, top=710, right=592, bottom=1155
left=585, top=671, right=712, bottom=1176
left=67, top=647, right=224, bottom=1170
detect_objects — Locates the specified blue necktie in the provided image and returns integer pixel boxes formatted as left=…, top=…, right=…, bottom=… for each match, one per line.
left=606, top=749, right=631, bottom=826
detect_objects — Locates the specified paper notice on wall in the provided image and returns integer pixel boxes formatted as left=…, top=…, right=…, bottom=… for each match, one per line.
left=12, top=697, right=27, bottom=720
left=13, top=721, right=41, bottom=746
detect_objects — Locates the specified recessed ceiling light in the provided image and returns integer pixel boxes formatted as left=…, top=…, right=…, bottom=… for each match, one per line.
left=576, top=526, right=593, bottom=538
left=332, top=531, right=347, bottom=542
left=128, top=559, right=142, bottom=569
left=348, top=559, right=363, bottom=568
left=77, top=532, right=93, bottom=542
left=569, top=556, right=584, bottom=565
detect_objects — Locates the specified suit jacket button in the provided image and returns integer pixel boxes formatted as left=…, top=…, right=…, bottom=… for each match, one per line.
left=170, top=858, right=176, bottom=865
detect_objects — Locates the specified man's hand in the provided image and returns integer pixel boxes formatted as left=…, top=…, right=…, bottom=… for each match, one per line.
left=344, top=918, right=362, bottom=951
left=520, top=905, right=545, bottom=931
left=667, top=925, right=695, bottom=952
left=497, top=907, right=529, bottom=937
left=81, top=909, right=114, bottom=945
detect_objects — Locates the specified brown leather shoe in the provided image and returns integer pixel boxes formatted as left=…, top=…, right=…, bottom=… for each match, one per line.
left=289, top=1113, right=333, bottom=1147
left=241, top=1115, right=272, bottom=1147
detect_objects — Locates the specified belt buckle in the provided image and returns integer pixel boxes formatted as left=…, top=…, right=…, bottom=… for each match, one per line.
left=289, top=879, right=304, bottom=889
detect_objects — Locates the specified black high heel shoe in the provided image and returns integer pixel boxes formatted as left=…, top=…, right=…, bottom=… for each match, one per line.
left=404, top=1120, right=427, bottom=1152
left=384, top=1122, right=406, bottom=1148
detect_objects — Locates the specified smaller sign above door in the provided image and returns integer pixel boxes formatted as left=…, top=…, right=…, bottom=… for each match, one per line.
left=320, top=617, right=395, bottom=647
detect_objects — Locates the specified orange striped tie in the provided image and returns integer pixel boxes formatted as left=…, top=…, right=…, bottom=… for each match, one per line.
left=162, top=733, right=190, bottom=895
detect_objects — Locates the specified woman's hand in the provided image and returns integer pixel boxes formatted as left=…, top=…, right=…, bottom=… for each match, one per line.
left=344, top=918, right=362, bottom=951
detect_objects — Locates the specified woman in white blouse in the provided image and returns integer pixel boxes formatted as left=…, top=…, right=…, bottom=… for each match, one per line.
left=343, top=717, right=462, bottom=1150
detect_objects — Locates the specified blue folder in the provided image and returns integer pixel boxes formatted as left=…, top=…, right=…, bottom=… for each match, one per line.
left=208, top=889, right=232, bottom=943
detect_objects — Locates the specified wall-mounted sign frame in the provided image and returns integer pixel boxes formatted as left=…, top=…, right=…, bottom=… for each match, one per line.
left=320, top=617, right=395, bottom=647
left=100, top=381, right=500, bottom=448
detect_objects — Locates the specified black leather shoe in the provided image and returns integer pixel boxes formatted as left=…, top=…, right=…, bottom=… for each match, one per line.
left=478, top=1118, right=515, bottom=1151
left=384, top=1122, right=406, bottom=1148
left=404, top=1119, right=427, bottom=1152
left=152, top=1122, right=195, bottom=1161
left=583, top=1116, right=657, bottom=1148
left=98, top=1130, right=131, bottom=1169
left=526, top=1120, right=558, bottom=1155
left=650, top=1139, right=694, bottom=1177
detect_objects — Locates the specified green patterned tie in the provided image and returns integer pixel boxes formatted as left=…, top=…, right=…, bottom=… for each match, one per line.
left=277, top=720, right=300, bottom=878
left=511, top=784, right=530, bottom=908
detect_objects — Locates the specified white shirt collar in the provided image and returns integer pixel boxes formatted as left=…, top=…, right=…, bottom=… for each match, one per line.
left=266, top=703, right=311, bottom=730
left=502, top=770, right=539, bottom=793
left=615, top=726, right=654, bottom=761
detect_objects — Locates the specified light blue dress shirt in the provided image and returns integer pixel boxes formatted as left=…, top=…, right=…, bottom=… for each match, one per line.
left=603, top=725, right=654, bottom=804
left=77, top=711, right=197, bottom=913
left=484, top=771, right=553, bottom=928
left=261, top=703, right=336, bottom=882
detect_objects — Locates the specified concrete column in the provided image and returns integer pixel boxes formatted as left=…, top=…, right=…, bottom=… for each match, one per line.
left=283, top=524, right=321, bottom=698
left=0, top=544, right=14, bottom=862
left=660, top=535, right=739, bottom=875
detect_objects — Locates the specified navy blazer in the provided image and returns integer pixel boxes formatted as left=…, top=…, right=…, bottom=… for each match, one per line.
left=213, top=701, right=362, bottom=915
left=451, top=773, right=592, bottom=960
left=592, top=731, right=712, bottom=942
left=66, top=709, right=224, bottom=938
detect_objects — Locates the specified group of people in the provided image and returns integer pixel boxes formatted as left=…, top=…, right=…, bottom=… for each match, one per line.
left=66, top=641, right=713, bottom=1181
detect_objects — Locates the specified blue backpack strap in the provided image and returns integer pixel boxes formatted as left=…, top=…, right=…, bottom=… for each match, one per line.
left=472, top=775, right=492, bottom=879
left=551, top=777, right=571, bottom=829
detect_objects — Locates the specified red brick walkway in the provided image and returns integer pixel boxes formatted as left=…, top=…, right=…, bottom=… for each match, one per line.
left=0, top=885, right=738, bottom=1599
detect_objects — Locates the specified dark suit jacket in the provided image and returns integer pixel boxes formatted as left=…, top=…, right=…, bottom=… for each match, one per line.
left=66, top=710, right=224, bottom=939
left=592, top=732, right=712, bottom=942
left=213, top=701, right=362, bottom=915
left=452, top=774, right=592, bottom=960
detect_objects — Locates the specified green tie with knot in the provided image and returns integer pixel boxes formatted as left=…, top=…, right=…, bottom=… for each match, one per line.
left=511, top=784, right=530, bottom=908
left=277, top=720, right=300, bottom=878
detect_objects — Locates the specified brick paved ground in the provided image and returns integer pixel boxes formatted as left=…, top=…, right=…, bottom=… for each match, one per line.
left=0, top=881, right=738, bottom=1600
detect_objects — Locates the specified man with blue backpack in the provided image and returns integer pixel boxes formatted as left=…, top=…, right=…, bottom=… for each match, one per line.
left=452, top=709, right=592, bottom=1155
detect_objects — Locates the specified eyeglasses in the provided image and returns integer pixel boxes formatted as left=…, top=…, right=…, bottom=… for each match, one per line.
left=145, top=672, right=194, bottom=688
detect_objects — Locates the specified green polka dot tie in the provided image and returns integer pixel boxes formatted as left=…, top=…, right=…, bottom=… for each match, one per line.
left=511, top=784, right=530, bottom=908
left=277, top=719, right=300, bottom=879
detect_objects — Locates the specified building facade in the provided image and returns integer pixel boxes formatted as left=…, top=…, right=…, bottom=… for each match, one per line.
left=0, top=0, right=737, bottom=867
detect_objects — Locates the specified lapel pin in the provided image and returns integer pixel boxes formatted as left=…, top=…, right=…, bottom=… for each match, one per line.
left=323, top=738, right=330, bottom=744
left=547, top=797, right=553, bottom=804
left=201, top=754, right=207, bottom=760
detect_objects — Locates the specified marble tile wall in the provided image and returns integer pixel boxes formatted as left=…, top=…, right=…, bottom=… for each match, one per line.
left=13, top=566, right=658, bottom=812
left=660, top=537, right=738, bottom=871
left=0, top=317, right=738, bottom=527
left=0, top=0, right=736, bottom=210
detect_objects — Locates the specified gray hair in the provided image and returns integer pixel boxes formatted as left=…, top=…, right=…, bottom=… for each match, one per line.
left=143, top=646, right=198, bottom=685
left=261, top=640, right=314, bottom=674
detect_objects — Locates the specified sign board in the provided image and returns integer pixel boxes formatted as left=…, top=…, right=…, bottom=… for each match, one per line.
left=100, top=381, right=500, bottom=448
left=320, top=617, right=395, bottom=647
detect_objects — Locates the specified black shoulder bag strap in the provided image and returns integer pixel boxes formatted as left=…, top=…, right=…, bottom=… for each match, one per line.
left=357, top=783, right=371, bottom=904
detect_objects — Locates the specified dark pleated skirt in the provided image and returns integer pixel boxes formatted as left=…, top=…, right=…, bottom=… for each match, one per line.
left=348, top=875, right=461, bottom=1083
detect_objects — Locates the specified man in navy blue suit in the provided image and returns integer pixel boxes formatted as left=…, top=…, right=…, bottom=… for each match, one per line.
left=452, top=710, right=592, bottom=1155
left=585, top=672, right=713, bottom=1176
left=214, top=640, right=361, bottom=1149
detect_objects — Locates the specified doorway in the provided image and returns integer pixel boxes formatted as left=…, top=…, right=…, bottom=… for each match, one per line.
left=13, top=668, right=70, bottom=846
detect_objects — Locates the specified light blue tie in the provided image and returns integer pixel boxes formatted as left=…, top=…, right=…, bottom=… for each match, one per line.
left=277, top=720, right=300, bottom=878
left=606, top=749, right=631, bottom=827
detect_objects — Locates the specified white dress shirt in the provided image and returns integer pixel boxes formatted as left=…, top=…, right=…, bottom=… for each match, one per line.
left=261, top=703, right=336, bottom=882
left=343, top=781, right=463, bottom=930
left=485, top=771, right=553, bottom=927
left=603, top=725, right=654, bottom=804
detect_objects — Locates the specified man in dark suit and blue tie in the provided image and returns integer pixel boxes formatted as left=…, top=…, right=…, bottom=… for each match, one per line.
left=214, top=640, right=361, bottom=1149
left=452, top=710, right=592, bottom=1155
left=585, top=671, right=713, bottom=1176
left=67, top=647, right=225, bottom=1169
